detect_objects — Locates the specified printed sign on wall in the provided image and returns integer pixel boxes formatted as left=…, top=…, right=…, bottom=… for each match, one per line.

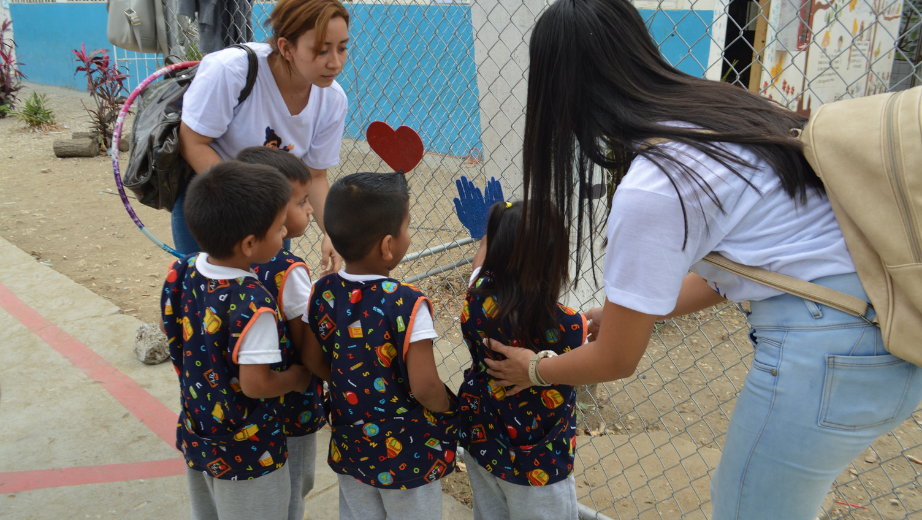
left=759, top=0, right=904, bottom=115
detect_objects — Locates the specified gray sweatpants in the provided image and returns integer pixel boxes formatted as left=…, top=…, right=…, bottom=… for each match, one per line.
left=464, top=451, right=578, bottom=520
left=186, top=464, right=290, bottom=520
left=286, top=433, right=317, bottom=520
left=337, top=473, right=442, bottom=520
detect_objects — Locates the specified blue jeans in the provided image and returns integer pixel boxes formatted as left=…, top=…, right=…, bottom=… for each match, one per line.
left=171, top=190, right=201, bottom=255
left=711, top=273, right=922, bottom=519
left=172, top=190, right=291, bottom=256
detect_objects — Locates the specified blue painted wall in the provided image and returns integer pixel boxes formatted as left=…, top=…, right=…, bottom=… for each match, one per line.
left=9, top=3, right=111, bottom=91
left=9, top=3, right=713, bottom=155
left=640, top=9, right=714, bottom=78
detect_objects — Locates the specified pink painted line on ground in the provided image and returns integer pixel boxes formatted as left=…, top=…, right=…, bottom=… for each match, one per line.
left=0, top=459, right=186, bottom=493
left=0, top=281, right=178, bottom=446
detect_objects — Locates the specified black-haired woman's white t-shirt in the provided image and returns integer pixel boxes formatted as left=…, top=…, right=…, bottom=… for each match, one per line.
left=602, top=140, right=855, bottom=316
left=181, top=43, right=347, bottom=170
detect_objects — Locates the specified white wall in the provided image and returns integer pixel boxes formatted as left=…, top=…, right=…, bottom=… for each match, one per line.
left=469, top=0, right=550, bottom=198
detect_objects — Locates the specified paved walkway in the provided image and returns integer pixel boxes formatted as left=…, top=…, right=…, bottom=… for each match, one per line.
left=0, top=237, right=473, bottom=519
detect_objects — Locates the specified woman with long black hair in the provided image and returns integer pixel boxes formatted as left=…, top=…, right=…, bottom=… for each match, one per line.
left=482, top=0, right=922, bottom=517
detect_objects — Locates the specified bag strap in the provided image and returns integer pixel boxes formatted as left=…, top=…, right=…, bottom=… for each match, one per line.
left=228, top=44, right=258, bottom=107
left=703, top=253, right=878, bottom=324
left=123, top=8, right=146, bottom=52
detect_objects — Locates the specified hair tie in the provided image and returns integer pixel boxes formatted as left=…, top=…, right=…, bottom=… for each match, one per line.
left=505, top=202, right=512, bottom=209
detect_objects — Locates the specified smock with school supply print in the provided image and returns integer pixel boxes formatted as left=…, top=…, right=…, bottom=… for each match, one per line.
left=458, top=273, right=587, bottom=486
left=306, top=274, right=459, bottom=489
left=253, top=249, right=326, bottom=437
left=162, top=254, right=294, bottom=480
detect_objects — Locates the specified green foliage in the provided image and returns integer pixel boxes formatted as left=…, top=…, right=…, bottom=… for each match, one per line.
left=73, top=44, right=129, bottom=149
left=721, top=59, right=740, bottom=83
left=185, top=41, right=203, bottom=62
left=14, top=92, right=56, bottom=129
left=0, top=18, right=26, bottom=118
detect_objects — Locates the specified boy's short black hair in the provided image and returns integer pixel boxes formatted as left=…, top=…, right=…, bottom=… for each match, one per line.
left=324, top=172, right=409, bottom=262
left=235, top=146, right=312, bottom=185
left=184, top=161, right=292, bottom=258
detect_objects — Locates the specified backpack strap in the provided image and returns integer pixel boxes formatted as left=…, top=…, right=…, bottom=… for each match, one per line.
left=228, top=44, right=258, bottom=107
left=703, top=253, right=878, bottom=325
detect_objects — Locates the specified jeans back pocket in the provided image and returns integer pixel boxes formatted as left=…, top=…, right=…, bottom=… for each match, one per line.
left=819, top=353, right=915, bottom=431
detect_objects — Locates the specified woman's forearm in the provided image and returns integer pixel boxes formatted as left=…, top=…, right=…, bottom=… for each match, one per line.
left=178, top=122, right=222, bottom=174
left=485, top=300, right=657, bottom=392
left=307, top=168, right=330, bottom=234
left=184, top=144, right=222, bottom=174
left=539, top=301, right=656, bottom=384
left=540, top=278, right=724, bottom=385
left=536, top=339, right=635, bottom=385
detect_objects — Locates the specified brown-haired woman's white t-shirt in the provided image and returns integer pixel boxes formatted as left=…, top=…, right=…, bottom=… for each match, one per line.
left=181, top=42, right=348, bottom=170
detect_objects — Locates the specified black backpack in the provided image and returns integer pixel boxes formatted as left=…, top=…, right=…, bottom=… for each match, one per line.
left=123, top=44, right=258, bottom=211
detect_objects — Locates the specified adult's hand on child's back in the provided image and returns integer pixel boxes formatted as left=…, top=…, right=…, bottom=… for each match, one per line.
left=483, top=338, right=534, bottom=395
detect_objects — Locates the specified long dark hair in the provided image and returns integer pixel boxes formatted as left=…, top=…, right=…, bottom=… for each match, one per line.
left=471, top=201, right=569, bottom=353
left=518, top=0, right=821, bottom=286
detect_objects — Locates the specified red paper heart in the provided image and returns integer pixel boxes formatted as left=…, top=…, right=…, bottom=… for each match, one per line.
left=366, top=121, right=424, bottom=173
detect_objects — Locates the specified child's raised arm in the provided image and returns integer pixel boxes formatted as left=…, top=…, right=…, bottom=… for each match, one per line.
left=406, top=339, right=450, bottom=413
left=302, top=330, right=331, bottom=382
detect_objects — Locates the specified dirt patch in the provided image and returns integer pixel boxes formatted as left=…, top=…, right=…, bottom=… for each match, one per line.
left=0, top=83, right=175, bottom=328
left=442, top=466, right=474, bottom=509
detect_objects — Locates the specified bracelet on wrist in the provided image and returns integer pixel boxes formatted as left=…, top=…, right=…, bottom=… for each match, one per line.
left=529, top=350, right=557, bottom=387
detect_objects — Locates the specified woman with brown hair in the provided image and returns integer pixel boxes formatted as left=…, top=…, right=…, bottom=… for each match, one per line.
left=483, top=0, right=922, bottom=518
left=176, top=0, right=349, bottom=277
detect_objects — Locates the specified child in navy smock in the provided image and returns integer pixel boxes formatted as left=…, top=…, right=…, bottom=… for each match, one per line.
left=161, top=162, right=312, bottom=520
left=237, top=147, right=327, bottom=520
left=458, top=201, right=586, bottom=520
left=302, top=171, right=459, bottom=520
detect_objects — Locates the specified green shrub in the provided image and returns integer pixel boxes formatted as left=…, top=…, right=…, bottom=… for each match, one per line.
left=185, top=40, right=203, bottom=62
left=0, top=19, right=26, bottom=118
left=15, top=92, right=56, bottom=129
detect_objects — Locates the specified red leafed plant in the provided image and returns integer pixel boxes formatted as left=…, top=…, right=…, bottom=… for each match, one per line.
left=73, top=43, right=130, bottom=149
left=0, top=18, right=26, bottom=118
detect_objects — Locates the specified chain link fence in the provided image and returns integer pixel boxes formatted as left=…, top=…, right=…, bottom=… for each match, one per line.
left=101, top=0, right=922, bottom=517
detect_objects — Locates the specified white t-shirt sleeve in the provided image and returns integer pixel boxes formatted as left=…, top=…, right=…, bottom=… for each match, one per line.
left=468, top=267, right=482, bottom=288
left=305, top=88, right=348, bottom=170
left=236, top=311, right=282, bottom=364
left=180, top=47, right=249, bottom=138
left=408, top=301, right=438, bottom=343
left=602, top=186, right=709, bottom=316
left=281, top=265, right=312, bottom=322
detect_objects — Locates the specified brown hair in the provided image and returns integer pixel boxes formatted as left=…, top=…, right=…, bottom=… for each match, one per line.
left=266, top=0, right=349, bottom=55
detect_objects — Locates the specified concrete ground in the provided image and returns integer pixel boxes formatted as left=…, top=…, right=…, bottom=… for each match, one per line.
left=0, top=236, right=473, bottom=520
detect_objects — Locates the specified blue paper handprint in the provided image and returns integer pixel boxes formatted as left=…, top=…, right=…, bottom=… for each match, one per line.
left=484, top=177, right=504, bottom=210
left=453, top=176, right=506, bottom=239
